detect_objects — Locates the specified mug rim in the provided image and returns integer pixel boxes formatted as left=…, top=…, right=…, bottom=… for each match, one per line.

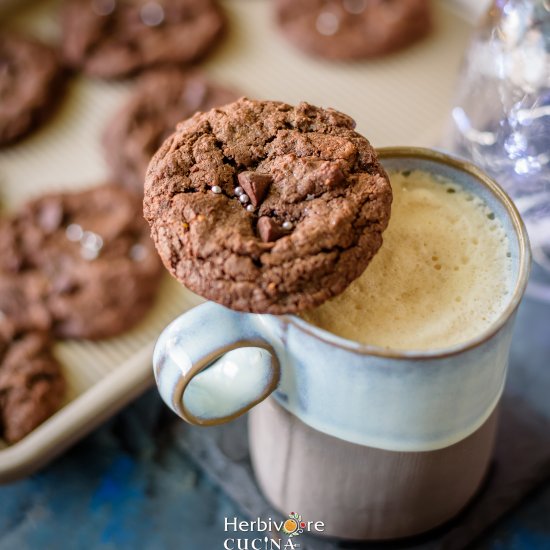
left=281, top=146, right=532, bottom=361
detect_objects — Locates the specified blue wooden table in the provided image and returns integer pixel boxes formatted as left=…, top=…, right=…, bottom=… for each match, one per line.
left=0, top=296, right=549, bottom=550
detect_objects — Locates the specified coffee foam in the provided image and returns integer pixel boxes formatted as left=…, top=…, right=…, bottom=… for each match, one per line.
left=301, top=170, right=514, bottom=350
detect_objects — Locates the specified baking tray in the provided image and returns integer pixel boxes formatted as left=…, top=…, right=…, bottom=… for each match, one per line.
left=0, top=0, right=474, bottom=481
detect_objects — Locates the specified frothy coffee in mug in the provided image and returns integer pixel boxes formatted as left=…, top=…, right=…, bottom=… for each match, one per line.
left=301, top=170, right=514, bottom=350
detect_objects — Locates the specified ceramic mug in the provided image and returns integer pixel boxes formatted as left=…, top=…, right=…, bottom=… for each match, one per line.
left=153, top=147, right=530, bottom=453
left=153, top=147, right=530, bottom=539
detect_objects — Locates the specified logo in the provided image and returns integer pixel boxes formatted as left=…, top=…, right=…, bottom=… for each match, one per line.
left=223, top=512, right=325, bottom=549
left=281, top=513, right=305, bottom=538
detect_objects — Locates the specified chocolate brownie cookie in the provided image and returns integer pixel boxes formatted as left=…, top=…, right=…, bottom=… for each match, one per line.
left=2, top=184, right=163, bottom=339
left=61, top=0, right=226, bottom=79
left=0, top=275, right=52, bottom=342
left=0, top=32, right=66, bottom=146
left=0, top=331, right=65, bottom=444
left=103, top=69, right=239, bottom=192
left=274, top=0, right=432, bottom=60
left=0, top=219, right=52, bottom=337
left=144, top=98, right=392, bottom=314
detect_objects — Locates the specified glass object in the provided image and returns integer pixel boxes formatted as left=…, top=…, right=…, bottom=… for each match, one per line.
left=445, top=0, right=550, bottom=301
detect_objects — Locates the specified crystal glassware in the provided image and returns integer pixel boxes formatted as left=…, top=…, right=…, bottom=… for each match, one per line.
left=445, top=0, right=550, bottom=301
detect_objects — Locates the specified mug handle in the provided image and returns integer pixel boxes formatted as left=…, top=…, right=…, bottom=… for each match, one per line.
left=153, top=302, right=281, bottom=426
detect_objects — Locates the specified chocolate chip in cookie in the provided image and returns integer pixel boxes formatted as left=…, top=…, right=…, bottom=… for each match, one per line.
left=257, top=216, right=287, bottom=243
left=144, top=98, right=392, bottom=314
left=237, top=172, right=272, bottom=207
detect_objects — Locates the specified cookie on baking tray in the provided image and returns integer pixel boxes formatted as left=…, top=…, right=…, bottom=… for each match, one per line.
left=0, top=32, right=66, bottom=146
left=1, top=184, right=163, bottom=340
left=0, top=228, right=63, bottom=444
left=144, top=98, right=392, bottom=314
left=61, top=0, right=226, bottom=78
left=0, top=330, right=65, bottom=444
left=274, top=0, right=432, bottom=60
left=103, top=69, right=240, bottom=193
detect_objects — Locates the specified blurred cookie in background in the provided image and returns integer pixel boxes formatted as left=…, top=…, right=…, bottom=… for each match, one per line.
left=0, top=32, right=67, bottom=146
left=0, top=331, right=65, bottom=444
left=0, top=273, right=52, bottom=339
left=0, top=218, right=52, bottom=338
left=274, top=0, right=432, bottom=61
left=2, top=184, right=164, bottom=340
left=0, top=0, right=37, bottom=16
left=61, top=0, right=226, bottom=79
left=103, top=69, right=240, bottom=193
left=0, top=228, right=65, bottom=444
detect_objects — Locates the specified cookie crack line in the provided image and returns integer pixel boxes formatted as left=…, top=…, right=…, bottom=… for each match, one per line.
left=207, top=124, right=367, bottom=175
left=204, top=245, right=350, bottom=279
left=160, top=114, right=369, bottom=201
left=173, top=102, right=354, bottom=168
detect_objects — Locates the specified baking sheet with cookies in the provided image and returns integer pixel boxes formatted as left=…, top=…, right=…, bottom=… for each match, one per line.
left=0, top=0, right=475, bottom=480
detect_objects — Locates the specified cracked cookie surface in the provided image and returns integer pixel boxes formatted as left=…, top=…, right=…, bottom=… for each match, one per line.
left=144, top=98, right=392, bottom=314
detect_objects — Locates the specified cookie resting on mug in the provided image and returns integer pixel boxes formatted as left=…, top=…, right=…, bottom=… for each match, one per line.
left=143, top=97, right=392, bottom=314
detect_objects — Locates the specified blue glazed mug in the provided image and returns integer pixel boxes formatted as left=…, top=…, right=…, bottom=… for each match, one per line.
left=153, top=147, right=531, bottom=453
